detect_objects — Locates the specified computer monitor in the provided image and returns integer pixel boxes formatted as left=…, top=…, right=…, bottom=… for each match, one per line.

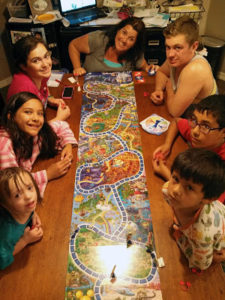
left=59, top=0, right=97, bottom=14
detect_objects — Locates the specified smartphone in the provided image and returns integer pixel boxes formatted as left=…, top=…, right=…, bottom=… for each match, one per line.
left=62, top=86, right=74, bottom=99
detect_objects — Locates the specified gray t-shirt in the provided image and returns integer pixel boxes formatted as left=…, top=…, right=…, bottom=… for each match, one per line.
left=83, top=30, right=144, bottom=72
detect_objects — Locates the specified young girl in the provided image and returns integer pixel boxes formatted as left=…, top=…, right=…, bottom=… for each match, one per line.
left=7, top=35, right=70, bottom=121
left=0, top=92, right=77, bottom=196
left=0, top=167, right=43, bottom=270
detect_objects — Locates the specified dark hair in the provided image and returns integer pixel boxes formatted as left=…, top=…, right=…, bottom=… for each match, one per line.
left=0, top=167, right=41, bottom=206
left=171, top=148, right=225, bottom=199
left=105, top=17, right=145, bottom=69
left=13, top=35, right=48, bottom=71
left=164, top=16, right=199, bottom=46
left=1, top=92, right=58, bottom=161
left=194, top=95, right=225, bottom=128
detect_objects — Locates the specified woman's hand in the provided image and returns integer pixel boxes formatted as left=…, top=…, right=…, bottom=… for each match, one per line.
left=46, top=158, right=72, bottom=181
left=61, top=144, right=73, bottom=161
left=73, top=67, right=86, bottom=77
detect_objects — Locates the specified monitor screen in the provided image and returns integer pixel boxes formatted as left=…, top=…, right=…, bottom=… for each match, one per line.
left=59, top=0, right=96, bottom=14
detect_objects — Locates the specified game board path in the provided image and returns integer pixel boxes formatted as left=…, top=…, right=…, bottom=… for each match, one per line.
left=67, top=73, right=161, bottom=299
left=70, top=224, right=158, bottom=300
left=75, top=148, right=144, bottom=193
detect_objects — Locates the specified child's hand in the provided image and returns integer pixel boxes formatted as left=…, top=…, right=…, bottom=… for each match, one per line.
left=23, top=226, right=43, bottom=245
left=152, top=157, right=171, bottom=180
left=46, top=158, right=72, bottom=180
left=213, top=248, right=225, bottom=263
left=56, top=103, right=71, bottom=121
left=31, top=212, right=41, bottom=229
left=153, top=144, right=170, bottom=160
left=48, top=97, right=65, bottom=107
left=61, top=144, right=73, bottom=161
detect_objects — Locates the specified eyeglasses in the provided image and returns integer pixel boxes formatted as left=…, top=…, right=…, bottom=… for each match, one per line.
left=188, top=117, right=222, bottom=135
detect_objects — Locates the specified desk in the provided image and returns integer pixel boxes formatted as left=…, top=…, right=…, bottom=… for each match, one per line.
left=0, top=73, right=224, bottom=300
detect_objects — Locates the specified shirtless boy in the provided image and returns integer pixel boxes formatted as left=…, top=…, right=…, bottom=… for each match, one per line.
left=150, top=16, right=217, bottom=117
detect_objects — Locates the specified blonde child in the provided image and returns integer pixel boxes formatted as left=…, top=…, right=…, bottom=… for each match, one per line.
left=163, top=148, right=225, bottom=270
left=0, top=92, right=77, bottom=196
left=0, top=167, right=43, bottom=270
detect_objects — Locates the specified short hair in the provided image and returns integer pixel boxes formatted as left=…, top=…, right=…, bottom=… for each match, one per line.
left=13, top=35, right=48, bottom=71
left=163, top=16, right=199, bottom=46
left=105, top=17, right=146, bottom=68
left=194, top=95, right=225, bottom=128
left=0, top=167, right=41, bottom=206
left=171, top=148, right=225, bottom=199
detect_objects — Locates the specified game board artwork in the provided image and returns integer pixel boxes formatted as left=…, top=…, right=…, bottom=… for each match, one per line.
left=65, top=72, right=162, bottom=300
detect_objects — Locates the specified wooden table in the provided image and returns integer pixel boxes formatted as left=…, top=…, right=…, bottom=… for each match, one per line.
left=0, top=73, right=224, bottom=300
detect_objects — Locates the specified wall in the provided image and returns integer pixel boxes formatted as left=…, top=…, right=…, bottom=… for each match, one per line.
left=204, top=0, right=225, bottom=80
left=0, top=0, right=224, bottom=87
left=0, top=0, right=12, bottom=88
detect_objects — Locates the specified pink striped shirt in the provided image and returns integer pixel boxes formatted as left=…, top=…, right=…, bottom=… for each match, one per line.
left=0, top=121, right=77, bottom=196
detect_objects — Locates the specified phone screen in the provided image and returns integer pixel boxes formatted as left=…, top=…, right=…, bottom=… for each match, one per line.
left=62, top=87, right=73, bottom=99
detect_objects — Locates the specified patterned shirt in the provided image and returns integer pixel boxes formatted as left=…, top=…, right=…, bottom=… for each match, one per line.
left=162, top=181, right=225, bottom=270
left=0, top=121, right=77, bottom=196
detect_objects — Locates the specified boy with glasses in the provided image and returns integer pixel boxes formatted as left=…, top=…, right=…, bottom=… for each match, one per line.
left=152, top=95, right=225, bottom=202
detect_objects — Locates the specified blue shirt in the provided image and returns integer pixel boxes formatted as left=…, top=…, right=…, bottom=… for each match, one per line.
left=0, top=209, right=33, bottom=270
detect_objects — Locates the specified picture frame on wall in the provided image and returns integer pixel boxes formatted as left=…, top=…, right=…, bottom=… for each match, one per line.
left=31, top=27, right=47, bottom=43
left=10, top=30, right=31, bottom=44
left=28, top=0, right=53, bottom=17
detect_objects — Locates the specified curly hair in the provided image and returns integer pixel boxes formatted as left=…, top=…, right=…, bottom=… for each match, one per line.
left=1, top=92, right=59, bottom=162
left=104, top=17, right=146, bottom=69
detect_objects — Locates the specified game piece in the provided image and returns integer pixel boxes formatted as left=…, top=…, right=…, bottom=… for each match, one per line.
left=155, top=151, right=165, bottom=161
left=110, top=265, right=117, bottom=283
left=191, top=268, right=203, bottom=275
left=157, top=257, right=165, bottom=268
left=77, top=85, right=81, bottom=92
left=148, top=69, right=156, bottom=76
left=68, top=76, right=76, bottom=84
left=146, top=232, right=154, bottom=253
left=126, top=232, right=133, bottom=248
left=143, top=92, right=149, bottom=97
left=61, top=102, right=66, bottom=109
left=180, top=281, right=191, bottom=291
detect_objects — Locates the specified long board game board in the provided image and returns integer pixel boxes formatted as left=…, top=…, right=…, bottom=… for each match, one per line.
left=65, top=72, right=162, bottom=300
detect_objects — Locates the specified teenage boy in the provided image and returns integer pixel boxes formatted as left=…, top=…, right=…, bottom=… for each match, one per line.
left=152, top=95, right=225, bottom=187
left=162, top=148, right=225, bottom=270
left=150, top=16, right=217, bottom=117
